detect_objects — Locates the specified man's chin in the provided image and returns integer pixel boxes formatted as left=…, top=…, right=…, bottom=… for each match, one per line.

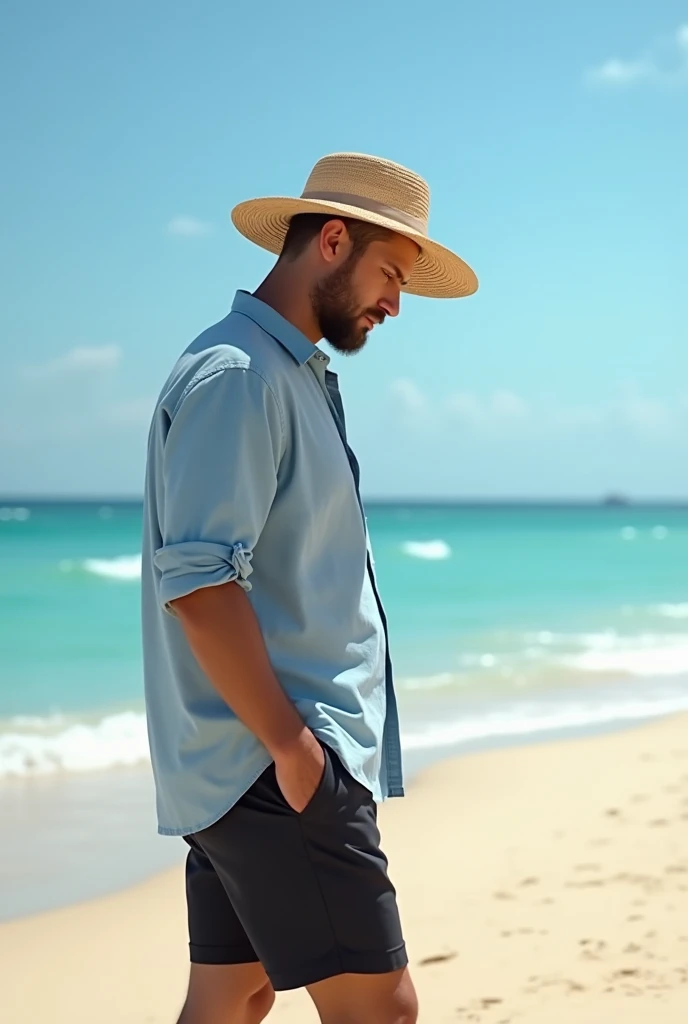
left=326, top=331, right=368, bottom=356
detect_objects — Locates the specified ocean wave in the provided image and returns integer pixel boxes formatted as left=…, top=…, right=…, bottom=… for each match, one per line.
left=84, top=555, right=142, bottom=580
left=401, top=540, right=452, bottom=560
left=653, top=603, right=688, bottom=620
left=4, top=684, right=688, bottom=779
left=397, top=631, right=688, bottom=694
left=400, top=690, right=688, bottom=753
left=560, top=640, right=688, bottom=678
left=0, top=507, right=30, bottom=522
left=59, top=554, right=142, bottom=581
left=538, top=631, right=688, bottom=677
left=0, top=711, right=149, bottom=778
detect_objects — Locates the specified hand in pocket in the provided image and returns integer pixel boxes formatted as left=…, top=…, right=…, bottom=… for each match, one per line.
left=274, top=730, right=326, bottom=813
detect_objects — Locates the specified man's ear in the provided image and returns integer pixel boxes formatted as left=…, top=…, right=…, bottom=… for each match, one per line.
left=318, top=219, right=349, bottom=264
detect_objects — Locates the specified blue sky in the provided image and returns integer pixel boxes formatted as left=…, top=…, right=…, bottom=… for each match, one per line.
left=1, top=1, right=685, bottom=499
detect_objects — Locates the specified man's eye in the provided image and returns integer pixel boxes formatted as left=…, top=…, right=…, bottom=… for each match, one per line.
left=383, top=269, right=394, bottom=280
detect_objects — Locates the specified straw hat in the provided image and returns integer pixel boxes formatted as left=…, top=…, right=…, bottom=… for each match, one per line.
left=231, top=152, right=478, bottom=299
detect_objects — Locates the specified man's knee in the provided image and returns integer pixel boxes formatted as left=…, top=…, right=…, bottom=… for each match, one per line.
left=177, top=963, right=275, bottom=1024
left=309, top=966, right=418, bottom=1024
left=249, top=981, right=276, bottom=1021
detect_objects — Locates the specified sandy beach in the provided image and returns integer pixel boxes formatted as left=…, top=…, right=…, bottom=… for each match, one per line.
left=2, top=715, right=688, bottom=1023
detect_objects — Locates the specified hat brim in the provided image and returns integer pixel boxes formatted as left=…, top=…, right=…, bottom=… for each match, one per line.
left=230, top=196, right=478, bottom=299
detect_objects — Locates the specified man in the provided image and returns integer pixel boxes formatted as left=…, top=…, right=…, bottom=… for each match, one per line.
left=142, top=152, right=477, bottom=1024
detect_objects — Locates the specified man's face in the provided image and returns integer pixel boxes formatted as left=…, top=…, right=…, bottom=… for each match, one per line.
left=310, top=232, right=420, bottom=355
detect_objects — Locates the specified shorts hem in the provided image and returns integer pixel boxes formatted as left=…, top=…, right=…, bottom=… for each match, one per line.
left=268, top=942, right=408, bottom=992
left=189, top=942, right=260, bottom=966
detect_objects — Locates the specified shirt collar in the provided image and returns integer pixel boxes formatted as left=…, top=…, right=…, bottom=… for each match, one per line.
left=231, top=291, right=329, bottom=368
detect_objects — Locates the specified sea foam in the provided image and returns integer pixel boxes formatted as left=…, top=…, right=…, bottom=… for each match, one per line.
left=60, top=554, right=143, bottom=581
left=400, top=690, right=688, bottom=753
left=0, top=711, right=149, bottom=778
left=401, top=539, right=452, bottom=560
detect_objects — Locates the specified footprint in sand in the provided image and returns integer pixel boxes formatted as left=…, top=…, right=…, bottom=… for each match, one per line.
left=525, top=976, right=585, bottom=994
left=580, top=940, right=606, bottom=961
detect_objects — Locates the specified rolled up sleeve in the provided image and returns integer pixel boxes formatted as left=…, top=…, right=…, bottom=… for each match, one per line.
left=153, top=365, right=284, bottom=611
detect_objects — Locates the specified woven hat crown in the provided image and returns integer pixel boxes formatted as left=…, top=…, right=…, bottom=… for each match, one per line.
left=301, top=153, right=430, bottom=235
left=230, top=150, right=478, bottom=298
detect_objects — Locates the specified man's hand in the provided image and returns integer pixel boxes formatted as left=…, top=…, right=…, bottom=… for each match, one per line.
left=274, top=728, right=326, bottom=814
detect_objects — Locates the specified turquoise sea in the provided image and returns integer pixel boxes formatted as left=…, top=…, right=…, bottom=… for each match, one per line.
left=1, top=499, right=687, bottom=918
left=1, top=500, right=687, bottom=778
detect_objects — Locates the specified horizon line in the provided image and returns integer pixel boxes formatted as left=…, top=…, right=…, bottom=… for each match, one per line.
left=2, top=495, right=687, bottom=508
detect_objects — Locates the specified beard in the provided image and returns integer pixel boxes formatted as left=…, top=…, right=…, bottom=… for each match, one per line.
left=310, top=257, right=381, bottom=355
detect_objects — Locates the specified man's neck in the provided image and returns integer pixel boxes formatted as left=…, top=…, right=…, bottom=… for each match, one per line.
left=253, top=267, right=322, bottom=344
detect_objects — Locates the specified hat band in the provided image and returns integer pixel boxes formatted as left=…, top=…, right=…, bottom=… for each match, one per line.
left=301, top=190, right=427, bottom=235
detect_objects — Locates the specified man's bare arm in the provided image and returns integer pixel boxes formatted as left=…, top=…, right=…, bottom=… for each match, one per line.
left=171, top=581, right=324, bottom=812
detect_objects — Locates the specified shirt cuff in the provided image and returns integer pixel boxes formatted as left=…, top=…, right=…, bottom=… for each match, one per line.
left=154, top=540, right=254, bottom=611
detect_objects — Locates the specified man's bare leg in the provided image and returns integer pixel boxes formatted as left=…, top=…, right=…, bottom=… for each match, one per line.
left=176, top=963, right=275, bottom=1024
left=307, top=966, right=418, bottom=1024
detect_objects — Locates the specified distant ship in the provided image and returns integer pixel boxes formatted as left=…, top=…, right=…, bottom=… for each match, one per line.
left=602, top=493, right=631, bottom=506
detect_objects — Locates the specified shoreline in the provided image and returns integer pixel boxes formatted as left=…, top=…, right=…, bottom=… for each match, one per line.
left=0, top=703, right=682, bottom=923
left=3, top=713, right=688, bottom=1021
left=2, top=705, right=688, bottom=922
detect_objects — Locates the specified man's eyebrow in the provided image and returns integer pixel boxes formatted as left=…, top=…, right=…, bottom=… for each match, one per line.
left=388, top=262, right=410, bottom=287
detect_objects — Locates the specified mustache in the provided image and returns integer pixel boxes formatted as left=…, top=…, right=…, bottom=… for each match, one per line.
left=363, top=310, right=385, bottom=326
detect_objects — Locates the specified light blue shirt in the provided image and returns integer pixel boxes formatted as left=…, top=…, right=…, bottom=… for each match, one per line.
left=141, top=291, right=403, bottom=836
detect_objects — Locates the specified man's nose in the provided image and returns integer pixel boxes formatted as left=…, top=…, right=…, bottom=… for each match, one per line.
left=378, top=294, right=400, bottom=319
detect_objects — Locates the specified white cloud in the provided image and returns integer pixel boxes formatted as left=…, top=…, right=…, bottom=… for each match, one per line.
left=21, top=345, right=122, bottom=380
left=586, top=23, right=688, bottom=87
left=167, top=215, right=214, bottom=237
left=390, top=378, right=428, bottom=413
left=444, top=391, right=485, bottom=427
left=614, top=386, right=674, bottom=436
left=588, top=58, right=652, bottom=85
left=445, top=389, right=529, bottom=428
left=547, top=402, right=606, bottom=430
left=491, top=390, right=529, bottom=419
left=391, top=380, right=680, bottom=439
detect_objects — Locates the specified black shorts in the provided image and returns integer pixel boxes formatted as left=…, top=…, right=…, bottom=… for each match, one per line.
left=183, top=742, right=407, bottom=991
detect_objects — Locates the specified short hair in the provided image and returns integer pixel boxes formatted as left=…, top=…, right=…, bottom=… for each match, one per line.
left=279, top=213, right=393, bottom=262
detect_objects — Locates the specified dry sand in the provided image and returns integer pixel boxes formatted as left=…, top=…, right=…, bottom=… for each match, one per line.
left=2, top=715, right=688, bottom=1022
